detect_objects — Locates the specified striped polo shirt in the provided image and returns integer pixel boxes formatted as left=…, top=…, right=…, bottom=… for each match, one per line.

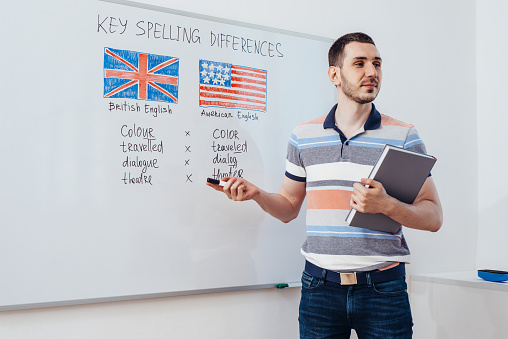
left=286, top=103, right=428, bottom=272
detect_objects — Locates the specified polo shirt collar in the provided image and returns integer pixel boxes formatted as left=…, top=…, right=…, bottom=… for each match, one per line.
left=323, top=103, right=381, bottom=131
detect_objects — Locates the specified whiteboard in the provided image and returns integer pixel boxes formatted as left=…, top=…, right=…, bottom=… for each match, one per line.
left=0, top=0, right=334, bottom=310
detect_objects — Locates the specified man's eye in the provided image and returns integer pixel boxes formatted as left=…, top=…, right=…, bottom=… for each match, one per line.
left=355, top=62, right=363, bottom=67
left=374, top=63, right=381, bottom=68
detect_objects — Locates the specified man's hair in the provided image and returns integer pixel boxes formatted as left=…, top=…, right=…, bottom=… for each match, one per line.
left=328, top=32, right=376, bottom=67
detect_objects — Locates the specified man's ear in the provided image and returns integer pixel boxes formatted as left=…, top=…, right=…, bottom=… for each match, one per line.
left=328, top=66, right=341, bottom=87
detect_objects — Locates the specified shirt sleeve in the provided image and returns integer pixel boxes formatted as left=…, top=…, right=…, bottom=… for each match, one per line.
left=404, top=126, right=432, bottom=176
left=403, top=127, right=428, bottom=155
left=285, top=129, right=306, bottom=182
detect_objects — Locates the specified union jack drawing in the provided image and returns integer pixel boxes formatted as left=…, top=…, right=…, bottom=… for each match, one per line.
left=104, top=47, right=179, bottom=103
left=199, top=59, right=267, bottom=112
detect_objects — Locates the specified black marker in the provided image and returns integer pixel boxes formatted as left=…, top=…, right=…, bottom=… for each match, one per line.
left=207, top=178, right=225, bottom=186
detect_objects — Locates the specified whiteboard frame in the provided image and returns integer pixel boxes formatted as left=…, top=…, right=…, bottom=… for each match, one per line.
left=100, top=0, right=333, bottom=43
left=1, top=281, right=302, bottom=311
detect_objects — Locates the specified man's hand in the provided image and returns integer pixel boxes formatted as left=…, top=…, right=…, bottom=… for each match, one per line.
left=350, top=177, right=443, bottom=232
left=206, top=176, right=260, bottom=201
left=350, top=178, right=393, bottom=214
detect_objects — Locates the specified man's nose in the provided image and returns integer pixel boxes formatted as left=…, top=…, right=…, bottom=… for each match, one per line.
left=365, top=63, right=378, bottom=77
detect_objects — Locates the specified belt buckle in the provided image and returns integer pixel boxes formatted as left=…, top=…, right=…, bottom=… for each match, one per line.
left=340, top=272, right=357, bottom=285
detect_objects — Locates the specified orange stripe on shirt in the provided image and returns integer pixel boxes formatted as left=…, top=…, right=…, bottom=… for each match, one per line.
left=380, top=114, right=414, bottom=128
left=307, top=189, right=352, bottom=210
left=300, top=115, right=327, bottom=125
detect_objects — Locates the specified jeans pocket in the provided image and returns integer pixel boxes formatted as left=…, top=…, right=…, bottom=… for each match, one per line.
left=301, top=271, right=322, bottom=290
left=372, top=276, right=407, bottom=295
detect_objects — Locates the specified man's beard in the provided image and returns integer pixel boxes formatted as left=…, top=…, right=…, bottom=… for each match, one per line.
left=340, top=71, right=380, bottom=104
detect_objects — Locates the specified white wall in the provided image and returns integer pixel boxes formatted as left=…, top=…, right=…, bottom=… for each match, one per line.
left=408, top=1, right=508, bottom=337
left=476, top=0, right=508, bottom=272
left=0, top=0, right=481, bottom=338
left=411, top=280, right=508, bottom=338
left=0, top=288, right=300, bottom=339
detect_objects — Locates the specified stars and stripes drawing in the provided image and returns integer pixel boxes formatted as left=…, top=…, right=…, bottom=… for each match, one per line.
left=103, top=47, right=179, bottom=103
left=199, top=59, right=267, bottom=112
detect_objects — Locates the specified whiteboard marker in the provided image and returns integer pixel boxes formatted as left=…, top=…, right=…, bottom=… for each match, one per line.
left=207, top=178, right=225, bottom=186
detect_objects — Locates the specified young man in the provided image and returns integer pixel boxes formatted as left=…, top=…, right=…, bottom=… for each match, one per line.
left=208, top=32, right=443, bottom=339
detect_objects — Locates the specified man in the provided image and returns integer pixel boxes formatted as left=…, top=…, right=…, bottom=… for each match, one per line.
left=207, top=32, right=443, bottom=338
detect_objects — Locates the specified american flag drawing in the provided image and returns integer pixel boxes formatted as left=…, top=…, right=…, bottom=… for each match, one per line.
left=199, top=60, right=267, bottom=112
left=104, top=47, right=179, bottom=103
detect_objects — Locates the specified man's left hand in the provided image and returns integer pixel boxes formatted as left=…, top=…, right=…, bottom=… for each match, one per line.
left=350, top=178, right=394, bottom=214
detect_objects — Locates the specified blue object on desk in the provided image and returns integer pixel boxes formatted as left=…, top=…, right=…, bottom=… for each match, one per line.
left=478, top=269, right=508, bottom=282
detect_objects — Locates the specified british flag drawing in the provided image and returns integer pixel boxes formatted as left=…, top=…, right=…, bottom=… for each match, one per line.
left=103, top=47, right=179, bottom=103
left=199, top=59, right=267, bottom=112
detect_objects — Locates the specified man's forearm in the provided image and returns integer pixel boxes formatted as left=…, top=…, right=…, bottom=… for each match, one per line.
left=253, top=189, right=302, bottom=223
left=208, top=175, right=306, bottom=223
left=384, top=197, right=442, bottom=232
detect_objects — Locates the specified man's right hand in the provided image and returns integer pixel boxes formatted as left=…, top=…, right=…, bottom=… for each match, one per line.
left=206, top=176, right=260, bottom=201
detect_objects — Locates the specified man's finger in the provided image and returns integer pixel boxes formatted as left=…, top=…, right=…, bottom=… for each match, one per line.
left=206, top=182, right=223, bottom=192
left=361, top=178, right=380, bottom=188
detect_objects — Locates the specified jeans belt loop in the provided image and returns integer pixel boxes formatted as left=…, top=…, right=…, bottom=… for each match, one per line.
left=321, top=268, right=327, bottom=281
left=366, top=272, right=372, bottom=286
left=339, top=272, right=357, bottom=285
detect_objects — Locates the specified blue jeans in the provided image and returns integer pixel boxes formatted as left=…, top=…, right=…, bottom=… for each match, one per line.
left=299, top=270, right=413, bottom=339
